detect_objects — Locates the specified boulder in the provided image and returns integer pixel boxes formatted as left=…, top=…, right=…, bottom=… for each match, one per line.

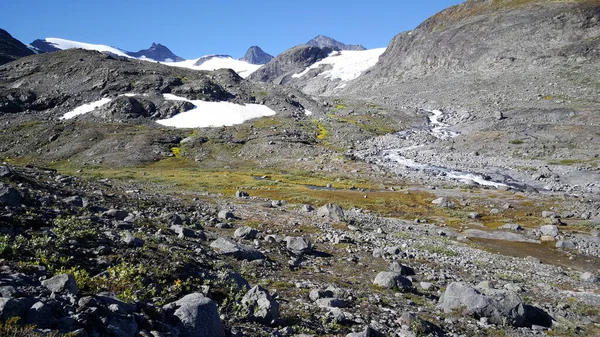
left=317, top=203, right=345, bottom=221
left=41, top=274, right=78, bottom=295
left=373, top=272, right=412, bottom=291
left=234, top=226, right=258, bottom=240
left=389, top=261, right=415, bottom=276
left=0, top=184, right=21, bottom=206
left=210, top=237, right=265, bottom=261
left=235, top=190, right=249, bottom=198
left=166, top=293, right=224, bottom=337
left=284, top=236, right=312, bottom=255
left=438, top=282, right=527, bottom=327
left=171, top=225, right=196, bottom=238
left=217, top=210, right=234, bottom=220
left=539, top=225, right=559, bottom=237
left=241, top=285, right=279, bottom=325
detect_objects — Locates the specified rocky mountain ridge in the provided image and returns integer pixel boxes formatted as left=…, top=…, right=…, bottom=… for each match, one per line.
left=0, top=28, right=35, bottom=65
left=307, top=35, right=366, bottom=51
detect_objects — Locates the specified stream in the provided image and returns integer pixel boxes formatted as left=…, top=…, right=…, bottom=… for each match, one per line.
left=381, top=110, right=529, bottom=190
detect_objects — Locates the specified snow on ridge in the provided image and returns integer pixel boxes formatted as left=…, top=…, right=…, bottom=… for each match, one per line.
left=45, top=38, right=131, bottom=58
left=162, top=56, right=261, bottom=79
left=157, top=94, right=276, bottom=128
left=292, top=48, right=386, bottom=84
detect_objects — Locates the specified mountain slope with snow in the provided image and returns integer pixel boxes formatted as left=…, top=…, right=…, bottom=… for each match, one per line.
left=33, top=38, right=131, bottom=58
left=163, top=56, right=262, bottom=78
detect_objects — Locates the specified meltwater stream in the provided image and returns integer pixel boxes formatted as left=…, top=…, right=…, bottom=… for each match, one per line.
left=382, top=110, right=527, bottom=190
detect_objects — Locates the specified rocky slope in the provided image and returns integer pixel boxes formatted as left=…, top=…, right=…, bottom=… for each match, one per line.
left=127, top=42, right=185, bottom=62
left=335, top=0, right=600, bottom=204
left=240, top=46, right=274, bottom=65
left=0, top=28, right=35, bottom=65
left=307, top=35, right=366, bottom=51
left=247, top=45, right=333, bottom=84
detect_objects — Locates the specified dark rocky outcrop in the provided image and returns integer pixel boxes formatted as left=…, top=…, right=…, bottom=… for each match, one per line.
left=0, top=28, right=35, bottom=65
left=307, top=35, right=366, bottom=51
left=239, top=46, right=274, bottom=64
left=29, top=39, right=61, bottom=53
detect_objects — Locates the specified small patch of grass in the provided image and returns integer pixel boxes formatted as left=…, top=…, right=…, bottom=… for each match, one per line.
left=508, top=139, right=524, bottom=145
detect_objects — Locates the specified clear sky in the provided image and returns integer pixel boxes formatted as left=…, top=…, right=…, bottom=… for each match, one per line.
left=2, top=0, right=463, bottom=59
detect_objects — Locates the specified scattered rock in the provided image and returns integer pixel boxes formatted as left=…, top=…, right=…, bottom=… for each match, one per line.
left=241, top=285, right=279, bottom=325
left=210, top=237, right=265, bottom=261
left=317, top=203, right=345, bottom=221
left=234, top=226, right=258, bottom=240
left=373, top=272, right=412, bottom=291
left=41, top=274, right=78, bottom=295
left=284, top=236, right=312, bottom=255
left=166, top=293, right=225, bottom=337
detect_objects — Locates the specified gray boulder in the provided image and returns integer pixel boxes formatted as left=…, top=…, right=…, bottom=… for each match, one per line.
left=167, top=293, right=224, bottom=337
left=122, top=232, right=145, bottom=247
left=499, top=223, right=523, bottom=231
left=26, top=301, right=60, bottom=328
left=242, top=285, right=279, bottom=325
left=284, top=236, right=312, bottom=255
left=41, top=274, right=78, bottom=295
left=373, top=272, right=412, bottom=291
left=234, top=226, right=258, bottom=240
left=540, top=225, right=559, bottom=237
left=438, top=282, right=527, bottom=326
left=317, top=203, right=345, bottom=221
left=581, top=272, right=598, bottom=283
left=210, top=237, right=265, bottom=261
left=0, top=184, right=21, bottom=206
left=389, top=261, right=415, bottom=276
left=171, top=225, right=196, bottom=238
left=217, top=210, right=234, bottom=220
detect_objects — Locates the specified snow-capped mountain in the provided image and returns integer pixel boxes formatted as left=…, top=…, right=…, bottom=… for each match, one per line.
left=126, top=43, right=185, bottom=62
left=306, top=35, right=366, bottom=51
left=26, top=37, right=263, bottom=78
left=240, top=46, right=274, bottom=65
left=30, top=38, right=131, bottom=58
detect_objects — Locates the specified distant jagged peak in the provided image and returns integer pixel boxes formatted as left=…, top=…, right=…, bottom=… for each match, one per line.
left=239, top=46, right=274, bottom=65
left=306, top=35, right=366, bottom=51
left=127, top=42, right=185, bottom=62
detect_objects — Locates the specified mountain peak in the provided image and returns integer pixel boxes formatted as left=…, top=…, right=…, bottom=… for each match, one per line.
left=127, top=43, right=184, bottom=62
left=239, top=46, right=274, bottom=65
left=306, top=35, right=366, bottom=51
left=0, top=28, right=35, bottom=65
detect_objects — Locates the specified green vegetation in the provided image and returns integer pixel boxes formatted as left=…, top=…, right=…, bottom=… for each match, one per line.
left=311, top=119, right=329, bottom=140
left=0, top=318, right=63, bottom=337
left=508, top=139, right=524, bottom=145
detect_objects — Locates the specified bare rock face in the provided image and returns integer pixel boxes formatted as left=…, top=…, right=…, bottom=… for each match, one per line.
left=0, top=28, right=34, bottom=65
left=240, top=46, right=274, bottom=65
left=248, top=45, right=333, bottom=84
left=306, top=35, right=366, bottom=51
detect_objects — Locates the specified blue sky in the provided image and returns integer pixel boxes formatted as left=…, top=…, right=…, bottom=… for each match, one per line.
left=2, top=1, right=463, bottom=59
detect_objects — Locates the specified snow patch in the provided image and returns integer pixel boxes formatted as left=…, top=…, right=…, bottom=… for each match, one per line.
left=304, top=109, right=313, bottom=116
left=162, top=56, right=262, bottom=79
left=292, top=48, right=385, bottom=85
left=60, top=98, right=113, bottom=120
left=157, top=94, right=276, bottom=128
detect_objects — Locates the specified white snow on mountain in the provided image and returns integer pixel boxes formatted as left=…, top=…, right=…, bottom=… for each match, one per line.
left=292, top=48, right=386, bottom=86
left=60, top=98, right=113, bottom=120
left=44, top=38, right=131, bottom=58
left=39, top=38, right=260, bottom=78
left=157, top=94, right=276, bottom=128
left=60, top=94, right=277, bottom=128
left=163, top=56, right=262, bottom=79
